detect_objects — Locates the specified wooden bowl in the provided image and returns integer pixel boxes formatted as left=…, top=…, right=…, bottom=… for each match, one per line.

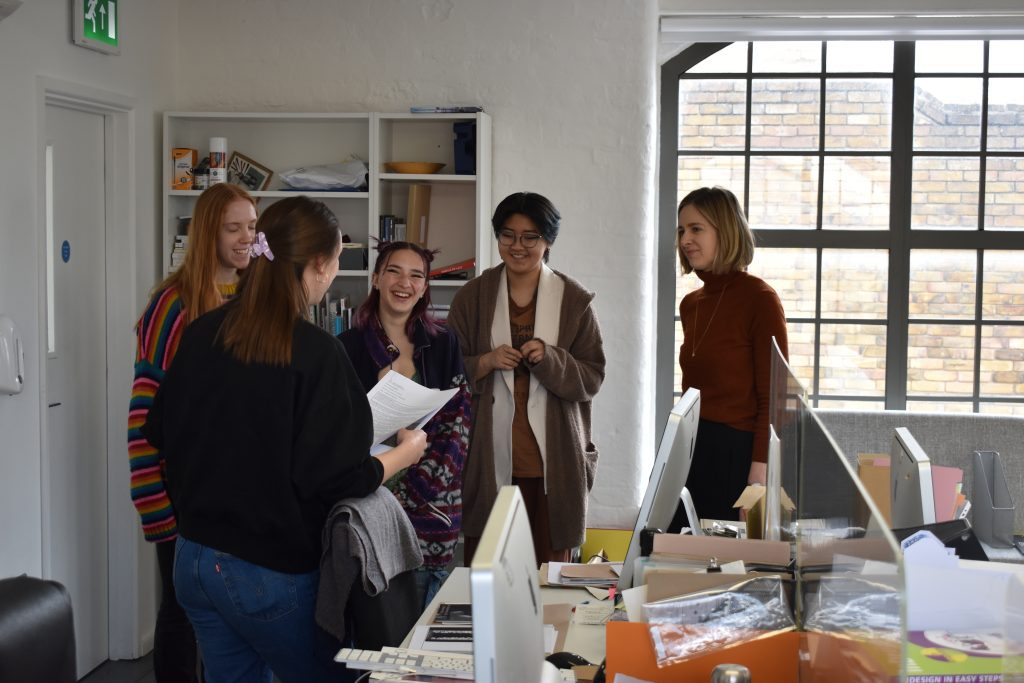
left=384, top=162, right=445, bottom=174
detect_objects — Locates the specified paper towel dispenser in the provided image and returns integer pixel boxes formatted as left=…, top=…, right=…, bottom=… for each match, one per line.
left=0, top=314, right=25, bottom=394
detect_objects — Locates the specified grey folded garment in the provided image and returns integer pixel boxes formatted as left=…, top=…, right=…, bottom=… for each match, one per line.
left=316, top=487, right=424, bottom=641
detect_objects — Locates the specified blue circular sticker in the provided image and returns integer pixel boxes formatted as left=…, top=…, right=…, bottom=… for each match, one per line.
left=61, top=240, right=71, bottom=263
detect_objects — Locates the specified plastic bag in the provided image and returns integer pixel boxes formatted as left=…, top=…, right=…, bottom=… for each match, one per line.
left=642, top=575, right=795, bottom=667
left=279, top=159, right=368, bottom=191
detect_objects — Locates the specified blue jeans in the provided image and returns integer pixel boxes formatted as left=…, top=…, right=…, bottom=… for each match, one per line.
left=412, top=567, right=449, bottom=610
left=173, top=537, right=338, bottom=683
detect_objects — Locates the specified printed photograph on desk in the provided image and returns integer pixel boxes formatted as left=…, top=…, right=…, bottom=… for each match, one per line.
left=227, top=151, right=273, bottom=191
left=432, top=602, right=472, bottom=624
left=409, top=624, right=474, bottom=652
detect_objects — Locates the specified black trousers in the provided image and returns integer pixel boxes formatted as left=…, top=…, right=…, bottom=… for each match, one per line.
left=669, top=418, right=754, bottom=532
left=154, top=539, right=199, bottom=683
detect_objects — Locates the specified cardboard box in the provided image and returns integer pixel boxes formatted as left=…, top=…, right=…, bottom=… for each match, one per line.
left=172, top=148, right=197, bottom=190
left=733, top=485, right=796, bottom=540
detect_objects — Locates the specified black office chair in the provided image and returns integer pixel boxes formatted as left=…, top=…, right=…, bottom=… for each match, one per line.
left=0, top=574, right=77, bottom=683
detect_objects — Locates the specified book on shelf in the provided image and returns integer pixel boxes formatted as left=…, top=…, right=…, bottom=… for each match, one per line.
left=410, top=106, right=484, bottom=114
left=429, top=258, right=475, bottom=279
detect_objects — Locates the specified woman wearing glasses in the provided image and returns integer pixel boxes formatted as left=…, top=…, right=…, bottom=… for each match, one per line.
left=449, top=192, right=605, bottom=565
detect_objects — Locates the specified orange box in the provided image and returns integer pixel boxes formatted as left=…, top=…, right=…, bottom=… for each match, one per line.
left=172, top=148, right=197, bottom=190
left=605, top=622, right=799, bottom=682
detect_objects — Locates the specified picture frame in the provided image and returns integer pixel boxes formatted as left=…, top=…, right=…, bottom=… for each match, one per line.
left=227, top=152, right=273, bottom=191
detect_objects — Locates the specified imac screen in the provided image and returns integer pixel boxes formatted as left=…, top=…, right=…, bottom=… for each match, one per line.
left=890, top=427, right=937, bottom=529
left=470, top=486, right=558, bottom=683
left=617, top=388, right=701, bottom=592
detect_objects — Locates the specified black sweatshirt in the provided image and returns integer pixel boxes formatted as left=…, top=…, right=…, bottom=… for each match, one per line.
left=143, top=305, right=381, bottom=573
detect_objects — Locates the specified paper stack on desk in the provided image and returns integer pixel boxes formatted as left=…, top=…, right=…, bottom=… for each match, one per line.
left=546, top=562, right=622, bottom=587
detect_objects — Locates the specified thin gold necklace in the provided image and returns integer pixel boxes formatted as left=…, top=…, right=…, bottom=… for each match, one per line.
left=691, top=284, right=728, bottom=357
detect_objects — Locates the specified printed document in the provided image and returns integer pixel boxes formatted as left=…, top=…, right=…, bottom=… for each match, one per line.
left=367, top=370, right=457, bottom=454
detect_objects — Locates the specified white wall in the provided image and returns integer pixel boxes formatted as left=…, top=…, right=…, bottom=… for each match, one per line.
left=173, top=0, right=661, bottom=528
left=0, top=0, right=175, bottom=582
left=1, top=0, right=658, bottom=590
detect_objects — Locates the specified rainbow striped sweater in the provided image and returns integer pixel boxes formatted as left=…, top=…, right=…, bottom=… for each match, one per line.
left=127, top=283, right=235, bottom=543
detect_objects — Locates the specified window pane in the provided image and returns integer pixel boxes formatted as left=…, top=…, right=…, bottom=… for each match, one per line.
left=825, top=79, right=893, bottom=150
left=980, top=325, right=1024, bottom=397
left=821, top=249, right=888, bottom=319
left=785, top=321, right=815, bottom=390
left=986, top=78, right=1024, bottom=151
left=679, top=79, right=747, bottom=150
left=826, top=41, right=893, bottom=72
left=689, top=43, right=749, bottom=73
left=748, top=156, right=819, bottom=229
left=677, top=156, right=745, bottom=193
left=749, top=248, right=816, bottom=318
left=817, top=399, right=885, bottom=411
left=915, top=41, right=983, bottom=73
left=985, top=158, right=1024, bottom=230
left=822, top=157, right=891, bottom=229
left=906, top=400, right=973, bottom=413
left=819, top=323, right=886, bottom=397
left=909, top=250, right=976, bottom=319
left=982, top=251, right=1024, bottom=320
left=907, top=323, right=975, bottom=396
left=987, top=41, right=1024, bottom=73
left=911, top=157, right=980, bottom=229
left=752, top=42, right=820, bottom=72
left=751, top=79, right=820, bottom=150
left=979, top=402, right=1024, bottom=416
left=914, top=78, right=982, bottom=151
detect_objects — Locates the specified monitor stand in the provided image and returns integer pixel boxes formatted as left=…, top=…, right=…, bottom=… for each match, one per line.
left=681, top=487, right=703, bottom=535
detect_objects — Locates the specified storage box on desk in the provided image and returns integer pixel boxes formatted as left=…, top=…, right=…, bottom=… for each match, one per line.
left=606, top=623, right=799, bottom=681
left=607, top=560, right=798, bottom=682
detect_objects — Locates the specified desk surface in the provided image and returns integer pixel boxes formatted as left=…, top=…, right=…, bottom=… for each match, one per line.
left=403, top=567, right=607, bottom=665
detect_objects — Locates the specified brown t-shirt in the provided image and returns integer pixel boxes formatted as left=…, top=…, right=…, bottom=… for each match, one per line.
left=509, top=291, right=543, bottom=477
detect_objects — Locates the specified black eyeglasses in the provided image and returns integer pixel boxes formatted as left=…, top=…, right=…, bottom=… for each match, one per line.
left=497, top=230, right=542, bottom=248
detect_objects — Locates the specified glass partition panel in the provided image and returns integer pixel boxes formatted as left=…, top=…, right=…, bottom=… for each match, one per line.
left=796, top=395, right=904, bottom=682
left=769, top=338, right=805, bottom=542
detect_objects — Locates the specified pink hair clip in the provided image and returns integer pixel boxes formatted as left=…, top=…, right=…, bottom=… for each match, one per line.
left=250, top=231, right=274, bottom=261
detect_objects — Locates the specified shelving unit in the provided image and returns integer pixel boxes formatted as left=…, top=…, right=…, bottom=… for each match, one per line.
left=161, top=111, right=492, bottom=310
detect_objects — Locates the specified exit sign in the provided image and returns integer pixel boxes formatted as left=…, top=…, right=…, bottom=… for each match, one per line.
left=72, top=0, right=120, bottom=55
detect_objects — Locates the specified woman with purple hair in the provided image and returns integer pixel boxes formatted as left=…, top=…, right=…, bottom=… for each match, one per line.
left=339, top=241, right=471, bottom=608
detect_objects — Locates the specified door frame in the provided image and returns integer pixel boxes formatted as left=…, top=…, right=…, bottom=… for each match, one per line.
left=36, top=76, right=143, bottom=660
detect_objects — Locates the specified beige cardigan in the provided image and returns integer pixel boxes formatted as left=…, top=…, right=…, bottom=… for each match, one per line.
left=448, top=264, right=605, bottom=550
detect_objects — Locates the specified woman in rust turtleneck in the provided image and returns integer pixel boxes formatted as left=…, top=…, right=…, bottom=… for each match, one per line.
left=671, top=186, right=789, bottom=527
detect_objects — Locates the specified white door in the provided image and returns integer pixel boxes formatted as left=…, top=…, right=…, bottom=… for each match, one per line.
left=45, top=102, right=110, bottom=678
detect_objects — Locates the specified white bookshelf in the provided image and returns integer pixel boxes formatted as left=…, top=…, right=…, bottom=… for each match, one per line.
left=161, top=111, right=492, bottom=309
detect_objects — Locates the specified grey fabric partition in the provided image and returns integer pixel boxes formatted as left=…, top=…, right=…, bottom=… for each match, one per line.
left=816, top=409, right=1024, bottom=535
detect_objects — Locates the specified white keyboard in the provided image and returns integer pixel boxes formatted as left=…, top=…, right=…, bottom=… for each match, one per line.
left=335, top=646, right=475, bottom=680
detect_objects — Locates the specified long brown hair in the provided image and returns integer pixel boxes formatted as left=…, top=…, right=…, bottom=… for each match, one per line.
left=155, top=183, right=256, bottom=324
left=220, top=196, right=340, bottom=365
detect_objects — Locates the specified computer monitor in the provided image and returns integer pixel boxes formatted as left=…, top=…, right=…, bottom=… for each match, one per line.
left=890, top=427, right=937, bottom=529
left=470, top=485, right=560, bottom=683
left=617, top=388, right=701, bottom=592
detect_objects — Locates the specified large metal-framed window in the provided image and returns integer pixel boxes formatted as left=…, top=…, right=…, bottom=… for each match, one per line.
left=657, top=40, right=1024, bottom=426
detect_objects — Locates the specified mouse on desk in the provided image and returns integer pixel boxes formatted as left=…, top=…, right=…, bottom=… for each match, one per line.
left=545, top=651, right=592, bottom=669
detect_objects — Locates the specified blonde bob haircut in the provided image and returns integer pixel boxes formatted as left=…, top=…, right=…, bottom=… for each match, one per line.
left=677, top=186, right=754, bottom=275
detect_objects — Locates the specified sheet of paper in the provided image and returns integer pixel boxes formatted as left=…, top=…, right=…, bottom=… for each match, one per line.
left=621, top=583, right=647, bottom=622
left=545, top=561, right=621, bottom=586
left=574, top=601, right=614, bottom=625
left=366, top=370, right=458, bottom=452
